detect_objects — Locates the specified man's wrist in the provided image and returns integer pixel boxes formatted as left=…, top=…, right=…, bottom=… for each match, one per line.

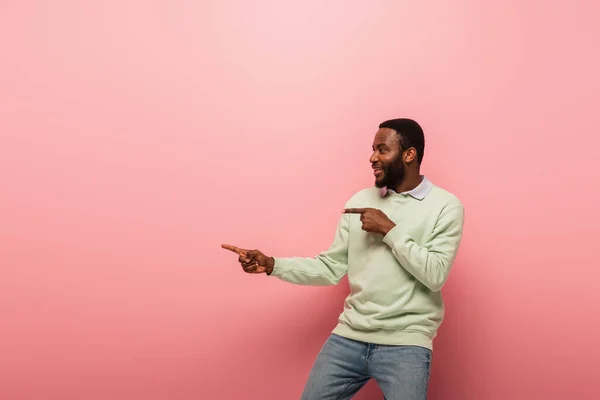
left=381, top=222, right=396, bottom=236
left=266, top=256, right=275, bottom=275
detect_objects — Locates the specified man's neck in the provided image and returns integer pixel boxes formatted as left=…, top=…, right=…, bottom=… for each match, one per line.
left=392, top=173, right=423, bottom=193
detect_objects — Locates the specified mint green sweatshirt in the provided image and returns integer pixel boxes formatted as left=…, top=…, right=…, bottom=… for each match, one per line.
left=271, top=177, right=464, bottom=350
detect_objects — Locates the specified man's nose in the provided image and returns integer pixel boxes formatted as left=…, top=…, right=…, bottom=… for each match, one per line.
left=369, top=152, right=378, bottom=164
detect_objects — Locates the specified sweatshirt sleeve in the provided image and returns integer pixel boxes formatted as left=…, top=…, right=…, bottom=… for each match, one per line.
left=269, top=211, right=350, bottom=286
left=383, top=204, right=464, bottom=292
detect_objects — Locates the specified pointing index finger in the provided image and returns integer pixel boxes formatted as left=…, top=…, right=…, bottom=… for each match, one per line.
left=221, top=244, right=247, bottom=255
left=343, top=208, right=367, bottom=214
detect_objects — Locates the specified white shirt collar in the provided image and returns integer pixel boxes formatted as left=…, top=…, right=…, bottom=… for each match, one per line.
left=379, top=175, right=433, bottom=200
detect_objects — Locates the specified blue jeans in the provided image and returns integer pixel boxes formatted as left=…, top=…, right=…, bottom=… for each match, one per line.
left=301, top=334, right=432, bottom=400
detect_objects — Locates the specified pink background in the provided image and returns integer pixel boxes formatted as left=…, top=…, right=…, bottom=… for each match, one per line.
left=1, top=1, right=599, bottom=399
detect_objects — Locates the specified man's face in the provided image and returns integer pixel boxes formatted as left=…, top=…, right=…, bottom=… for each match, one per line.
left=370, top=128, right=405, bottom=189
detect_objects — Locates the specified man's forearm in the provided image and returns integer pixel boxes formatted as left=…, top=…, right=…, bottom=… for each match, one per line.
left=383, top=205, right=464, bottom=292
left=269, top=255, right=347, bottom=286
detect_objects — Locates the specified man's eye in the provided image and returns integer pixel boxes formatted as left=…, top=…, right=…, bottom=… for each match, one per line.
left=379, top=149, right=387, bottom=153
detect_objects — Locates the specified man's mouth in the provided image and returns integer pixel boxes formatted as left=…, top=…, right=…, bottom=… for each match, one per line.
left=372, top=166, right=383, bottom=177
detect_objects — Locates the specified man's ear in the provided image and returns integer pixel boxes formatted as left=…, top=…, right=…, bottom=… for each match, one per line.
left=404, top=147, right=417, bottom=164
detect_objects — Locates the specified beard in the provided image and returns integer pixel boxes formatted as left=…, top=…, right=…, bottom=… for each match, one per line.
left=375, top=160, right=405, bottom=189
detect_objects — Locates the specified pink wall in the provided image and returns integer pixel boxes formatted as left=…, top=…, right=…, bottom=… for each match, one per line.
left=1, top=1, right=599, bottom=399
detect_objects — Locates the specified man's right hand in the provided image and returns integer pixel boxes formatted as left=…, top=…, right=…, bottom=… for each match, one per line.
left=221, top=244, right=275, bottom=275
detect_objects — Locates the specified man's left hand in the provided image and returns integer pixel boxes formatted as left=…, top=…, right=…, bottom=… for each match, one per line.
left=343, top=208, right=396, bottom=235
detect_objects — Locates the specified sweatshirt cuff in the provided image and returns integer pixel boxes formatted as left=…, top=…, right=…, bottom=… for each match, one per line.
left=383, top=225, right=410, bottom=258
left=383, top=225, right=404, bottom=248
left=269, top=257, right=286, bottom=278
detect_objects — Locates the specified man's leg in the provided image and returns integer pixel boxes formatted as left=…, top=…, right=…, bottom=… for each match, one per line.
left=369, top=345, right=432, bottom=400
left=300, top=334, right=370, bottom=400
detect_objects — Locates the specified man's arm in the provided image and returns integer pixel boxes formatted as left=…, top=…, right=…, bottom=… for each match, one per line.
left=383, top=204, right=464, bottom=292
left=269, top=211, right=350, bottom=286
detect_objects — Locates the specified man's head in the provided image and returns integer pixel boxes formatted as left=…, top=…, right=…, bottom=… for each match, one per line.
left=370, top=118, right=425, bottom=189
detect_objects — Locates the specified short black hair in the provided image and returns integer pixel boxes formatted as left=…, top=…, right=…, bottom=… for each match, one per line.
left=379, top=118, right=425, bottom=165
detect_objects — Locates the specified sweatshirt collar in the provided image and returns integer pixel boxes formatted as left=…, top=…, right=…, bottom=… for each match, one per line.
left=380, top=176, right=433, bottom=200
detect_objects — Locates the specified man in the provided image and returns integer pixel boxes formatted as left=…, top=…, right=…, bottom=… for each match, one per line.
left=222, top=118, right=464, bottom=399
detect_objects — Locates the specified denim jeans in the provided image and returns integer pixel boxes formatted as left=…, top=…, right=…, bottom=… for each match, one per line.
left=300, top=334, right=432, bottom=400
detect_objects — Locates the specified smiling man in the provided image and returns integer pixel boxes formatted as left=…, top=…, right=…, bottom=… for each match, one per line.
left=222, top=118, right=464, bottom=400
